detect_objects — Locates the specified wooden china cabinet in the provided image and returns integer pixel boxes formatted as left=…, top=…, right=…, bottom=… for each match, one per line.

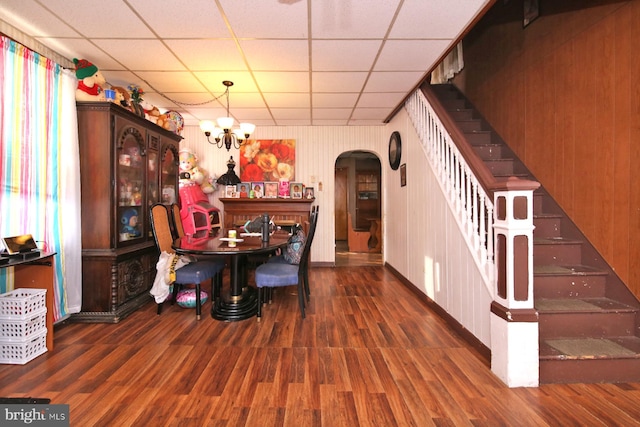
left=73, top=102, right=181, bottom=323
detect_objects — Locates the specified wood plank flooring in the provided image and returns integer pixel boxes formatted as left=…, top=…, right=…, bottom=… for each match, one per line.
left=2, top=264, right=640, bottom=426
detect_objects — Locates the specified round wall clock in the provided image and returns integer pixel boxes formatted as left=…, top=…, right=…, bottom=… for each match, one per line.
left=388, top=131, right=401, bottom=170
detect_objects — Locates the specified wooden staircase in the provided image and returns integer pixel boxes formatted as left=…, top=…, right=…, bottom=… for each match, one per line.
left=429, top=83, right=640, bottom=383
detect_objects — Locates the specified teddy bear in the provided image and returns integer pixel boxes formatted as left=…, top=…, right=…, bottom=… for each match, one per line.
left=73, top=58, right=107, bottom=101
left=146, top=106, right=172, bottom=130
left=178, top=148, right=215, bottom=194
left=111, top=86, right=131, bottom=110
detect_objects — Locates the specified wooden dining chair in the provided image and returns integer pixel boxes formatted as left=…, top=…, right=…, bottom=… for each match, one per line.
left=255, top=206, right=319, bottom=320
left=149, top=203, right=225, bottom=320
left=169, top=203, right=185, bottom=240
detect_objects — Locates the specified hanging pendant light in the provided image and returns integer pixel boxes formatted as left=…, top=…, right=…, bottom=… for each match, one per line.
left=199, top=81, right=255, bottom=151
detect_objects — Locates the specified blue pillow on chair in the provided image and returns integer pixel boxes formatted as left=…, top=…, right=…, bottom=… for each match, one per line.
left=283, top=228, right=305, bottom=264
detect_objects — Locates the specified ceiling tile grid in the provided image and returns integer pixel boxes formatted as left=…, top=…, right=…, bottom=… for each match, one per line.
left=0, top=0, right=491, bottom=126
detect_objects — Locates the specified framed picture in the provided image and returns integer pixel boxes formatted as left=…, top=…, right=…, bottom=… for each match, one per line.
left=304, top=187, right=315, bottom=200
left=290, top=182, right=303, bottom=199
left=523, top=0, right=539, bottom=27
left=225, top=185, right=238, bottom=198
left=251, top=182, right=264, bottom=198
left=264, top=181, right=279, bottom=198
left=236, top=182, right=250, bottom=198
left=400, top=163, right=407, bottom=187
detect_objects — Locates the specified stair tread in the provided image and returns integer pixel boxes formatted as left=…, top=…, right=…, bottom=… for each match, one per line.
left=534, top=236, right=582, bottom=245
left=534, top=264, right=607, bottom=276
left=535, top=297, right=636, bottom=313
left=540, top=336, right=640, bottom=360
left=534, top=212, right=563, bottom=219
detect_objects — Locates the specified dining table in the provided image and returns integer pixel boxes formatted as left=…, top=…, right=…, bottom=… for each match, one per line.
left=172, top=230, right=290, bottom=321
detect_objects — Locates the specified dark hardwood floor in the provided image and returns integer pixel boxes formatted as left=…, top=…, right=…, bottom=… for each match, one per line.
left=2, top=263, right=640, bottom=426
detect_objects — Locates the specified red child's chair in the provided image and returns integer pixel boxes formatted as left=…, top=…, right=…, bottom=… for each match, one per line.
left=179, top=184, right=221, bottom=236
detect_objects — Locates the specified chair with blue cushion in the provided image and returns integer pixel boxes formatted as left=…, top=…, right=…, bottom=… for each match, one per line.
left=255, top=206, right=319, bottom=320
left=150, top=203, right=225, bottom=320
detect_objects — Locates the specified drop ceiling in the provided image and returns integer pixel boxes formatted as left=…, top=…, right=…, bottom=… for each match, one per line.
left=0, top=0, right=491, bottom=127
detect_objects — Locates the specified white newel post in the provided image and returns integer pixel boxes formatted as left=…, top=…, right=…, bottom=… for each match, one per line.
left=490, top=178, right=540, bottom=387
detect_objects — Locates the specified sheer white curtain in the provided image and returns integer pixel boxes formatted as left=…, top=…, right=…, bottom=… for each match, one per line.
left=431, top=42, right=464, bottom=84
left=59, top=68, right=82, bottom=316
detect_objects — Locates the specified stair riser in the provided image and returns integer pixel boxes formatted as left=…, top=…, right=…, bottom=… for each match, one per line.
left=485, top=160, right=514, bottom=175
left=473, top=145, right=503, bottom=160
left=540, top=358, right=640, bottom=384
left=442, top=99, right=467, bottom=110
left=534, top=244, right=582, bottom=266
left=456, top=120, right=483, bottom=132
left=449, top=110, right=474, bottom=120
left=465, top=132, right=492, bottom=144
left=539, top=312, right=637, bottom=338
left=534, top=275, right=607, bottom=298
left=534, top=217, right=562, bottom=238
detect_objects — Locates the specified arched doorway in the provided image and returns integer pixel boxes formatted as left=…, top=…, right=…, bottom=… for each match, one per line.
left=334, top=151, right=382, bottom=266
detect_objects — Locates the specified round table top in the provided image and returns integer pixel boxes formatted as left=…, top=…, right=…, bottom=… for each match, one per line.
left=173, top=231, right=290, bottom=256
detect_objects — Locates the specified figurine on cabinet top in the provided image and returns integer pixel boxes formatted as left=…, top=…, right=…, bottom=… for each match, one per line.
left=73, top=58, right=107, bottom=102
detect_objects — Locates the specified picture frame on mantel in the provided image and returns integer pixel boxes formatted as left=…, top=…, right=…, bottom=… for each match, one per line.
left=400, top=163, right=407, bottom=187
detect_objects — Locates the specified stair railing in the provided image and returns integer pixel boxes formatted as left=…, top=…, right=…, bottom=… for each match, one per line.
left=405, top=85, right=541, bottom=386
left=405, top=88, right=496, bottom=295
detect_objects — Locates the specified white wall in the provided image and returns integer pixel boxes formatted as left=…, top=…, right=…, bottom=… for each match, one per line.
left=384, top=108, right=492, bottom=348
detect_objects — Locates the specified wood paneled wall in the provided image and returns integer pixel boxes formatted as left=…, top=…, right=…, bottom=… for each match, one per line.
left=457, top=0, right=640, bottom=298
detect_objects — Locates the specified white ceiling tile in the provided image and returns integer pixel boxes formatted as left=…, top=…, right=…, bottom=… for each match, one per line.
left=128, top=0, right=229, bottom=38
left=133, top=71, right=207, bottom=93
left=0, top=1, right=78, bottom=37
left=219, top=0, right=308, bottom=38
left=314, top=119, right=349, bottom=125
left=375, top=40, right=451, bottom=71
left=313, top=93, right=359, bottom=108
left=357, top=92, right=406, bottom=108
left=313, top=109, right=353, bottom=120
left=193, top=72, right=258, bottom=93
left=37, top=0, right=155, bottom=38
left=390, top=0, right=491, bottom=39
left=364, top=71, right=425, bottom=92
left=312, top=72, right=367, bottom=92
left=263, top=93, right=311, bottom=109
left=240, top=40, right=309, bottom=71
left=92, top=39, right=186, bottom=71
left=254, top=72, right=310, bottom=92
left=312, top=40, right=381, bottom=71
left=311, top=0, right=401, bottom=39
left=167, top=40, right=247, bottom=71
left=272, top=109, right=311, bottom=120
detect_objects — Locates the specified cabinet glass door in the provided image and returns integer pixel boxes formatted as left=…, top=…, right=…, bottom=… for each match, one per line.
left=117, top=126, right=145, bottom=244
left=160, top=145, right=178, bottom=205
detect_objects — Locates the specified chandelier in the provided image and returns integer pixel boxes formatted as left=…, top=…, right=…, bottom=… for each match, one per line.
left=199, top=81, right=255, bottom=151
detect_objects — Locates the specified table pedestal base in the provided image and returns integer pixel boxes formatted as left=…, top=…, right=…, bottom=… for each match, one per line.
left=211, top=286, right=258, bottom=321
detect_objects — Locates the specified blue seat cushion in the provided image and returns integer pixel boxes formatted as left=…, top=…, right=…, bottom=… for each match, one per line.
left=175, top=259, right=224, bottom=284
left=255, top=262, right=299, bottom=288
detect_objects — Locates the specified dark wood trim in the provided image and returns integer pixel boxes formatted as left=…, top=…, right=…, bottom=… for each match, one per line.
left=490, top=300, right=538, bottom=322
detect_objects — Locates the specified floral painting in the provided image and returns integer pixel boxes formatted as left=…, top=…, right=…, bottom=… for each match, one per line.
left=239, top=140, right=295, bottom=182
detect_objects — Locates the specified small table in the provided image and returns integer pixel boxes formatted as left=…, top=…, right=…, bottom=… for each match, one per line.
left=0, top=251, right=57, bottom=351
left=173, top=232, right=289, bottom=321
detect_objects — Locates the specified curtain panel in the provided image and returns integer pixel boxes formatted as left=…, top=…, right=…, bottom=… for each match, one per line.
left=0, top=36, right=82, bottom=321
